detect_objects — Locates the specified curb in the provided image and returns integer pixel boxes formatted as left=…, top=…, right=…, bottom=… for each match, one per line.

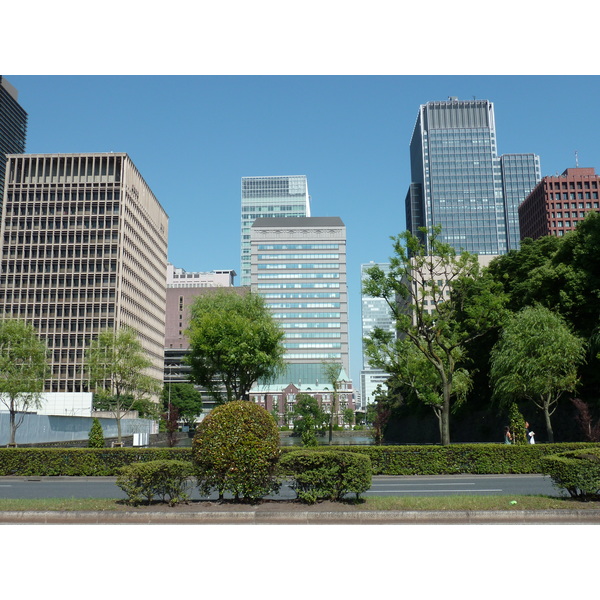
left=1, top=509, right=600, bottom=524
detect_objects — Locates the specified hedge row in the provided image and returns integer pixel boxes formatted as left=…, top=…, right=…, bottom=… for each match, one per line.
left=540, top=447, right=600, bottom=499
left=1, top=443, right=598, bottom=477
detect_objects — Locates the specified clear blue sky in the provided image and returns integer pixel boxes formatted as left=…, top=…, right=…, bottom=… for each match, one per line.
left=6, top=74, right=600, bottom=386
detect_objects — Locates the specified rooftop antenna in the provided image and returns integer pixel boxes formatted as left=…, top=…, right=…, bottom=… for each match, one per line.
left=575, top=150, right=579, bottom=168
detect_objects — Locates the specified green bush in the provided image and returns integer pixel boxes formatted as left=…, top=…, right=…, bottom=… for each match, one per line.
left=192, top=400, right=280, bottom=501
left=116, top=460, right=194, bottom=506
left=280, top=449, right=372, bottom=503
left=87, top=418, right=105, bottom=448
left=541, top=447, right=600, bottom=500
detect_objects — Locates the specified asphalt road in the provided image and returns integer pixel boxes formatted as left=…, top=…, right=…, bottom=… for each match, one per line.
left=0, top=473, right=567, bottom=500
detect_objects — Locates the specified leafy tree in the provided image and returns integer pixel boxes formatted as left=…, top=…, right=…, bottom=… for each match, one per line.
left=0, top=320, right=49, bottom=446
left=292, top=393, right=327, bottom=446
left=490, top=305, right=586, bottom=443
left=161, top=382, right=203, bottom=429
left=86, top=327, right=161, bottom=445
left=88, top=417, right=105, bottom=448
left=186, top=290, right=285, bottom=404
left=363, top=226, right=506, bottom=445
left=342, top=407, right=355, bottom=428
left=162, top=404, right=180, bottom=447
left=507, top=402, right=527, bottom=445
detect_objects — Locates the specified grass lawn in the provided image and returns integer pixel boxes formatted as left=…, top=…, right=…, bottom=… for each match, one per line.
left=0, top=495, right=598, bottom=512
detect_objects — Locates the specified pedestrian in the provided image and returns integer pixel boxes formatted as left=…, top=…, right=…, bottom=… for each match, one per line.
left=528, top=427, right=536, bottom=444
left=504, top=426, right=512, bottom=444
left=525, top=421, right=530, bottom=442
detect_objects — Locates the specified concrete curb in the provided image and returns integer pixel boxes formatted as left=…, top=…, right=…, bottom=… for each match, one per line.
left=1, top=509, right=600, bottom=524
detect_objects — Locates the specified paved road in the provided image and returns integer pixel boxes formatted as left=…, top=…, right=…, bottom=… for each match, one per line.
left=0, top=474, right=566, bottom=500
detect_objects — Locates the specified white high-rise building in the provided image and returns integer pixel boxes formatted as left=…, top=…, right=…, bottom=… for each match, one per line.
left=240, top=175, right=310, bottom=286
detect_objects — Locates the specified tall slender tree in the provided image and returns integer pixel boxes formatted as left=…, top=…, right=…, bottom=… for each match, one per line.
left=0, top=320, right=49, bottom=446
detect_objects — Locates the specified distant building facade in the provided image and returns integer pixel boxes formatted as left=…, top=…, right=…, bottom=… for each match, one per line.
left=249, top=216, right=353, bottom=420
left=0, top=153, right=168, bottom=399
left=0, top=77, right=28, bottom=211
left=518, top=167, right=600, bottom=240
left=240, top=175, right=310, bottom=285
left=406, top=97, right=540, bottom=255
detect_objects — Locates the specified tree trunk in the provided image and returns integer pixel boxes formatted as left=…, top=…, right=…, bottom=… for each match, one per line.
left=440, top=378, right=452, bottom=446
left=9, top=409, right=16, bottom=446
left=544, top=395, right=555, bottom=443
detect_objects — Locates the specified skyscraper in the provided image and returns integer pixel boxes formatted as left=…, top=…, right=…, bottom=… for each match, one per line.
left=0, top=77, right=28, bottom=210
left=240, top=175, right=310, bottom=285
left=0, top=153, right=168, bottom=399
left=250, top=216, right=348, bottom=386
left=406, top=97, right=540, bottom=254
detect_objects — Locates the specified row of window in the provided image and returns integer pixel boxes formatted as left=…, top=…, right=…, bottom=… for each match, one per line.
left=549, top=192, right=599, bottom=200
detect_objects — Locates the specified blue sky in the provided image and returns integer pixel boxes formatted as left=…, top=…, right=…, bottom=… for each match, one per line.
left=6, top=74, right=600, bottom=386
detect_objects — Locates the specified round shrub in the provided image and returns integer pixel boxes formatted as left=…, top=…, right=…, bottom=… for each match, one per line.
left=192, top=400, right=280, bottom=501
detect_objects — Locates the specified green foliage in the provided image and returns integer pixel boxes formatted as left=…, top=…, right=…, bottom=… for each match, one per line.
left=87, top=418, right=105, bottom=448
left=279, top=450, right=372, bottom=503
left=292, top=393, right=327, bottom=447
left=363, top=226, right=506, bottom=445
left=191, top=400, right=281, bottom=501
left=0, top=448, right=192, bottom=476
left=116, top=460, right=194, bottom=506
left=86, top=327, right=161, bottom=443
left=507, top=403, right=527, bottom=445
left=541, top=447, right=600, bottom=499
left=161, top=382, right=203, bottom=427
left=0, top=319, right=49, bottom=445
left=186, top=290, right=286, bottom=404
left=490, top=305, right=586, bottom=442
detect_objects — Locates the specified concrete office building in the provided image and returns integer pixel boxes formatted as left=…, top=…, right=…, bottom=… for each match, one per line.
left=518, top=167, right=600, bottom=240
left=360, top=262, right=394, bottom=408
left=406, top=97, right=540, bottom=254
left=0, top=77, right=28, bottom=210
left=250, top=216, right=350, bottom=389
left=240, top=175, right=310, bottom=286
left=0, top=153, right=168, bottom=399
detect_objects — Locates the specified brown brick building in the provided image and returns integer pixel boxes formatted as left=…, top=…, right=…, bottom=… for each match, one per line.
left=518, top=167, right=600, bottom=240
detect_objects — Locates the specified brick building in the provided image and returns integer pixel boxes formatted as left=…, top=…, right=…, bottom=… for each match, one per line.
left=518, top=167, right=600, bottom=240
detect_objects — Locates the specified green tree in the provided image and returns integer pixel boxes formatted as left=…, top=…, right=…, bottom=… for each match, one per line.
left=490, top=305, right=587, bottom=443
left=363, top=226, right=506, bottom=445
left=161, top=382, right=203, bottom=429
left=87, top=417, right=105, bottom=448
left=186, top=290, right=286, bottom=404
left=292, top=393, right=327, bottom=446
left=86, top=327, right=161, bottom=445
left=0, top=320, right=49, bottom=446
left=322, top=362, right=344, bottom=445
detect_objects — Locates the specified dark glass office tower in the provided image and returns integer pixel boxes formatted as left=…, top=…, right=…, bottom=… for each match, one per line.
left=406, top=97, right=539, bottom=254
left=0, top=77, right=28, bottom=209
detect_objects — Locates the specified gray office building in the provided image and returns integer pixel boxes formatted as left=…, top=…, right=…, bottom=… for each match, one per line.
left=0, top=77, right=28, bottom=210
left=240, top=175, right=310, bottom=286
left=406, top=97, right=540, bottom=254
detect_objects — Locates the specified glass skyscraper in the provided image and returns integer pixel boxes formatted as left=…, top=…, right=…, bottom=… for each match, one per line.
left=0, top=77, right=28, bottom=210
left=406, top=98, right=540, bottom=254
left=240, top=175, right=310, bottom=285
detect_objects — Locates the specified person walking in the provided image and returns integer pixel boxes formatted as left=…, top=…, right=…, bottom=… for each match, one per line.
left=528, top=427, right=536, bottom=444
left=504, top=426, right=512, bottom=444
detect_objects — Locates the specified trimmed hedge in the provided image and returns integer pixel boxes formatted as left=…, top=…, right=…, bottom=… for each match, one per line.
left=116, top=460, right=194, bottom=506
left=280, top=449, right=372, bottom=503
left=0, top=448, right=192, bottom=476
left=1, top=443, right=598, bottom=477
left=541, top=447, right=600, bottom=499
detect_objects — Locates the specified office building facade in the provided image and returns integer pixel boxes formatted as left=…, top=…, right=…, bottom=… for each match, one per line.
left=240, top=175, right=310, bottom=285
left=406, top=97, right=540, bottom=254
left=0, top=153, right=168, bottom=398
left=518, top=167, right=600, bottom=240
left=250, top=216, right=349, bottom=387
left=0, top=77, right=28, bottom=210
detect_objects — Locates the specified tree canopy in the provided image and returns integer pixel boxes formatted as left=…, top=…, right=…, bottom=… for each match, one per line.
left=363, top=226, right=507, bottom=445
left=186, top=290, right=286, bottom=404
left=161, top=382, right=203, bottom=427
left=0, top=319, right=49, bottom=445
left=86, top=327, right=161, bottom=444
left=490, top=305, right=586, bottom=443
